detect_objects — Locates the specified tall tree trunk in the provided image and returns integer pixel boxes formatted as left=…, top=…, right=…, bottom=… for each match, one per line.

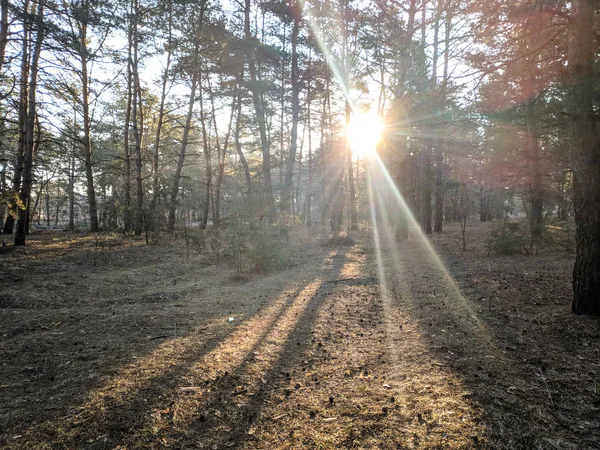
left=341, top=0, right=357, bottom=230
left=131, top=0, right=144, bottom=236
left=45, top=181, right=50, bottom=227
left=212, top=86, right=236, bottom=227
left=525, top=95, right=543, bottom=241
left=234, top=80, right=252, bottom=202
left=419, top=143, right=432, bottom=234
left=15, top=1, right=43, bottom=245
left=244, top=0, right=275, bottom=221
left=199, top=72, right=211, bottom=230
left=0, top=166, right=6, bottom=230
left=419, top=0, right=432, bottom=234
left=168, top=71, right=197, bottom=231
left=68, top=154, right=75, bottom=231
left=345, top=102, right=357, bottom=229
left=123, top=23, right=133, bottom=232
left=279, top=23, right=286, bottom=203
left=0, top=0, right=8, bottom=71
left=569, top=0, right=600, bottom=315
left=79, top=1, right=99, bottom=232
left=434, top=5, right=448, bottom=233
left=282, top=13, right=299, bottom=215
left=150, top=0, right=173, bottom=218
left=319, top=87, right=329, bottom=226
left=3, top=5, right=30, bottom=235
left=390, top=0, right=417, bottom=240
left=305, top=50, right=313, bottom=227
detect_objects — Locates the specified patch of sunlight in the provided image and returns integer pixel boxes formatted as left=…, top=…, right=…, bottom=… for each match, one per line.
left=369, top=155, right=492, bottom=335
left=162, top=278, right=326, bottom=433
left=364, top=170, right=488, bottom=447
left=22, top=268, right=332, bottom=445
left=243, top=241, right=486, bottom=448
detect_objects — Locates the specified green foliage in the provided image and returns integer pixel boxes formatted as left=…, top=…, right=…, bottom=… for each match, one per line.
left=185, top=227, right=226, bottom=257
left=246, top=225, right=290, bottom=274
left=486, top=220, right=527, bottom=256
left=183, top=222, right=290, bottom=275
left=0, top=191, right=25, bottom=217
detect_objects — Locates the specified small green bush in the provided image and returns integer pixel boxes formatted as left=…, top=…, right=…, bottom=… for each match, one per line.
left=247, top=226, right=290, bottom=273
left=184, top=222, right=290, bottom=274
left=486, top=221, right=527, bottom=255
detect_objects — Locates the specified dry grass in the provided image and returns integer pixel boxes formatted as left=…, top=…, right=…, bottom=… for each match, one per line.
left=1, top=220, right=599, bottom=449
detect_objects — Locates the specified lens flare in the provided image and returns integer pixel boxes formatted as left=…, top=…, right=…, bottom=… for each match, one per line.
left=346, top=111, right=383, bottom=158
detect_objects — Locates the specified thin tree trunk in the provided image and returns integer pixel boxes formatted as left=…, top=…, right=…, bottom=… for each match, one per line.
left=234, top=81, right=252, bottom=202
left=123, top=22, right=133, bottom=232
left=305, top=49, right=313, bottom=227
left=68, top=154, right=75, bottom=230
left=0, top=167, right=6, bottom=230
left=244, top=0, right=275, bottom=221
left=419, top=143, right=432, bottom=234
left=132, top=0, right=144, bottom=235
left=279, top=23, right=286, bottom=203
left=341, top=0, right=357, bottom=230
left=390, top=0, right=417, bottom=240
left=15, top=0, right=43, bottom=245
left=433, top=4, right=446, bottom=233
left=319, top=91, right=329, bottom=226
left=212, top=89, right=236, bottom=227
left=168, top=71, right=198, bottom=231
left=526, top=95, right=543, bottom=242
left=79, top=1, right=99, bottom=232
left=282, top=13, right=299, bottom=215
left=0, top=0, right=8, bottom=70
left=199, top=71, right=211, bottom=230
left=4, top=4, right=30, bottom=235
left=150, top=0, right=173, bottom=220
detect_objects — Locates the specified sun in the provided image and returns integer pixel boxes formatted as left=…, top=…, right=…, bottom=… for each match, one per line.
left=346, top=110, right=383, bottom=158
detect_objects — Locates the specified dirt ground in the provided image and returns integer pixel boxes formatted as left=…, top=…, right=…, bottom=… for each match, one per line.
left=0, top=220, right=599, bottom=449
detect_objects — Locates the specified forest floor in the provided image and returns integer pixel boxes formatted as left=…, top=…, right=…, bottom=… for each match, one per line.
left=0, top=220, right=599, bottom=449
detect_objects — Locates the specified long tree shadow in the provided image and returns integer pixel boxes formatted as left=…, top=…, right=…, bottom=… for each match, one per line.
left=150, top=246, right=351, bottom=449
left=376, top=223, right=600, bottom=449
left=1, top=239, right=338, bottom=449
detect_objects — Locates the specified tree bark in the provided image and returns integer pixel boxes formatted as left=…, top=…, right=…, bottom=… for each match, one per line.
left=244, top=0, right=275, bottom=222
left=78, top=1, right=99, bottom=232
left=168, top=71, right=197, bottom=231
left=525, top=96, right=543, bottom=241
left=123, top=21, right=133, bottom=231
left=434, top=7, right=450, bottom=233
left=3, top=4, right=30, bottom=235
left=569, top=0, right=600, bottom=315
left=234, top=80, right=252, bottom=202
left=131, top=0, right=144, bottom=236
left=281, top=13, right=299, bottom=215
left=419, top=142, right=432, bottom=234
left=0, top=0, right=8, bottom=71
left=199, top=72, right=211, bottom=230
left=212, top=86, right=236, bottom=227
left=150, top=0, right=173, bottom=217
left=15, top=1, right=43, bottom=245
left=305, top=50, right=313, bottom=227
left=68, top=154, right=75, bottom=231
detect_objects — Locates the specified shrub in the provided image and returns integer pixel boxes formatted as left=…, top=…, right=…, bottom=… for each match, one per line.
left=486, top=220, right=527, bottom=255
left=247, top=226, right=290, bottom=273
